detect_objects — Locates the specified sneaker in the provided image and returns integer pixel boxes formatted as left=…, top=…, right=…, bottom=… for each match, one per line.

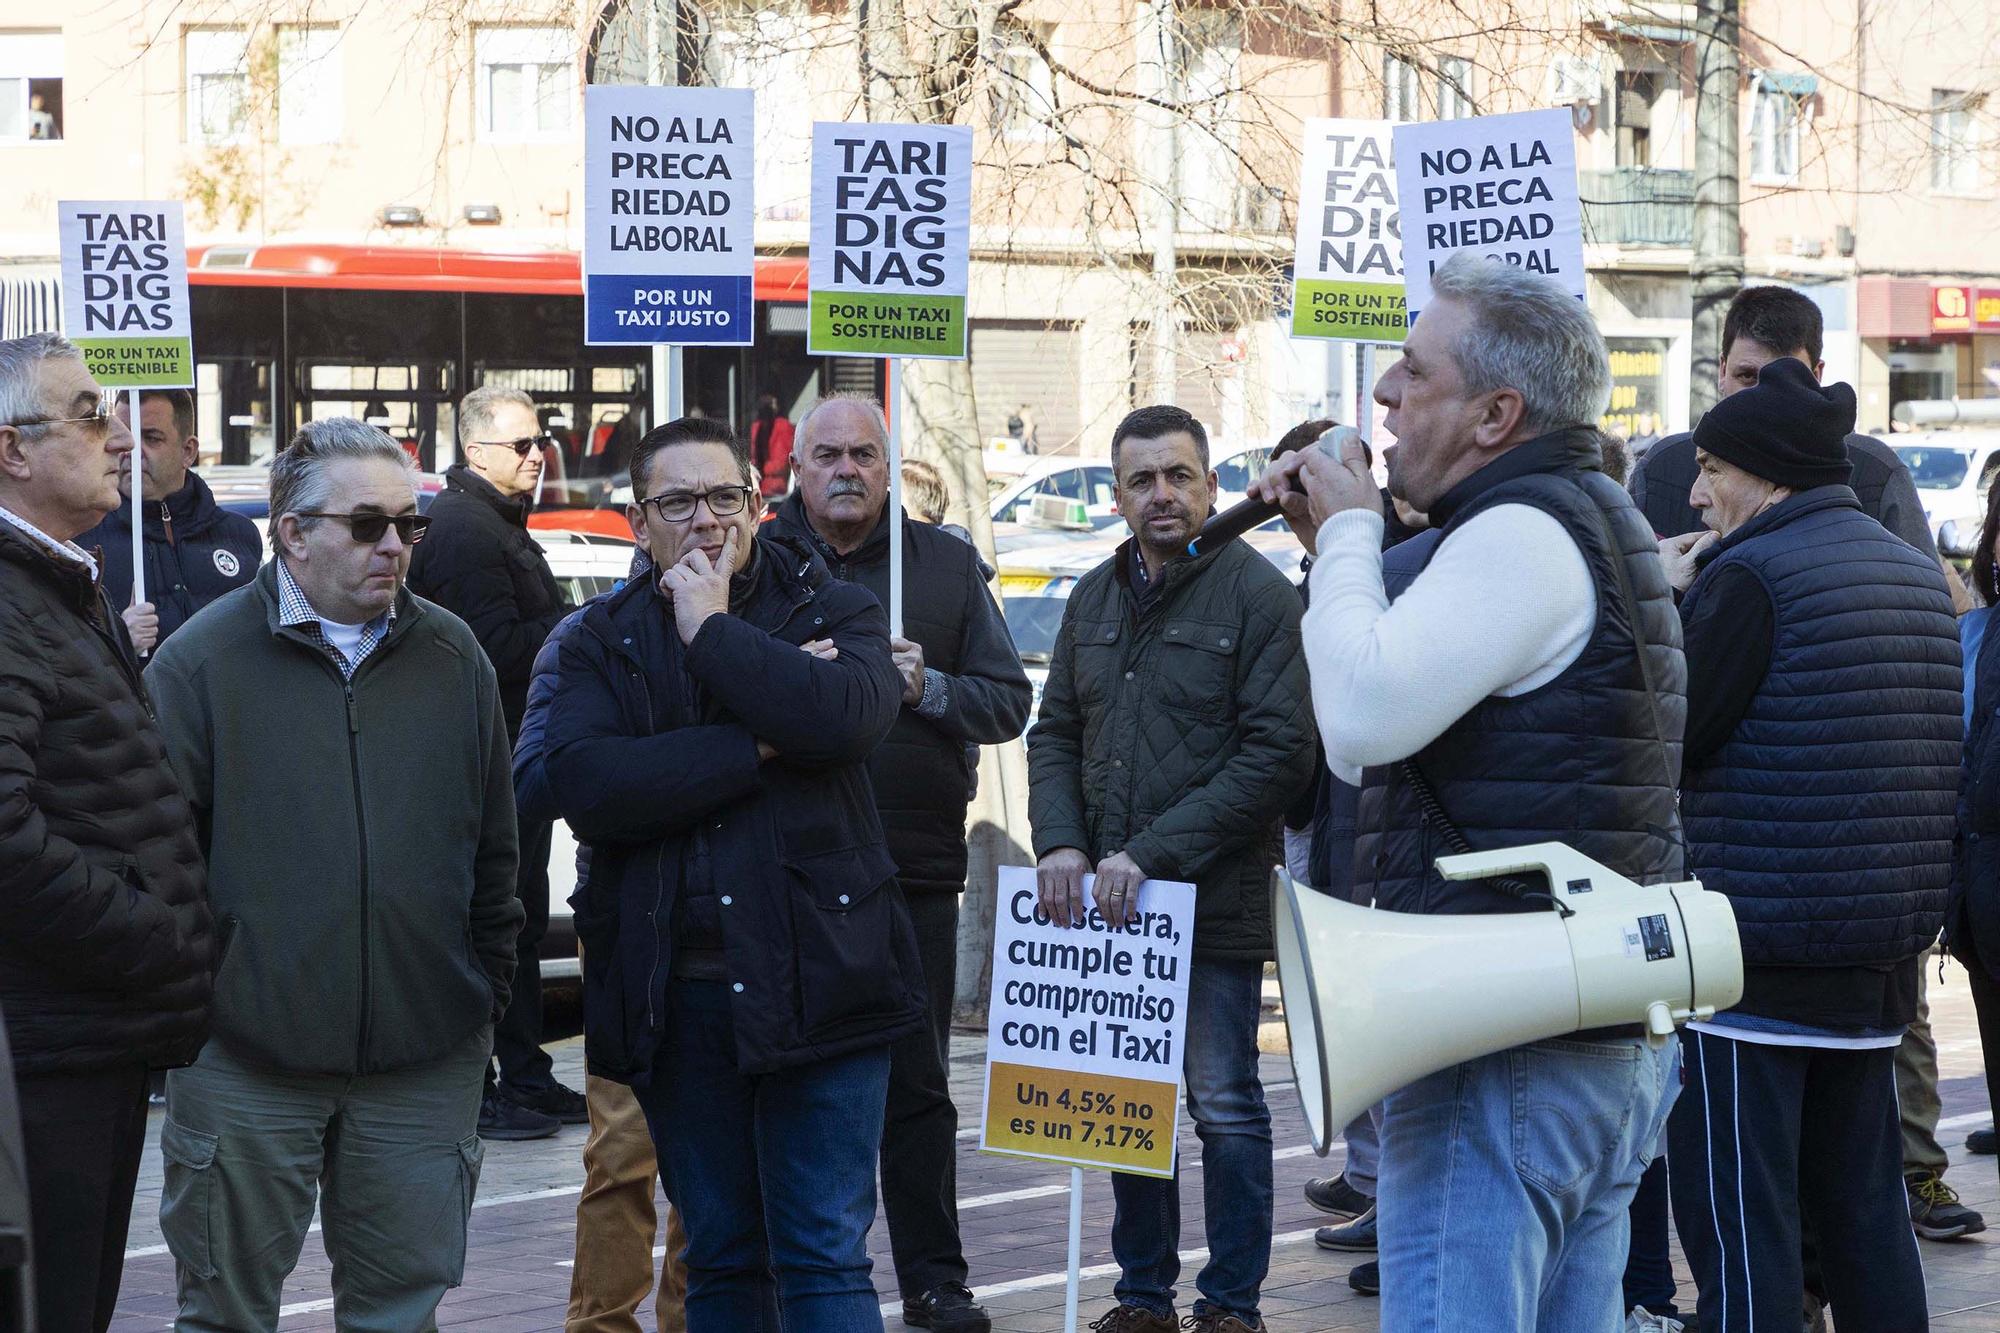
left=1803, top=1291, right=1829, bottom=1333
left=903, top=1283, right=992, bottom=1332
left=1626, top=1308, right=1685, bottom=1333
left=1347, top=1260, right=1379, bottom=1296
left=478, top=1091, right=559, bottom=1141
left=1088, top=1306, right=1176, bottom=1333
left=501, top=1081, right=589, bottom=1126
left=1180, top=1313, right=1262, bottom=1332
left=1908, top=1171, right=1986, bottom=1240
left=1303, top=1173, right=1372, bottom=1220
left=1313, top=1205, right=1377, bottom=1252
left=1969, top=1127, right=1997, bottom=1155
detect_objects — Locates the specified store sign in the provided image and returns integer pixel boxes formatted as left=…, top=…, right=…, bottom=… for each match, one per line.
left=1602, top=338, right=1670, bottom=445
left=1931, top=285, right=2000, bottom=334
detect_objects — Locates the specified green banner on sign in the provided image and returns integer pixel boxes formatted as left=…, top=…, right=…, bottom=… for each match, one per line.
left=809, top=292, right=966, bottom=358
left=1290, top=280, right=1407, bottom=343
left=74, top=336, right=194, bottom=388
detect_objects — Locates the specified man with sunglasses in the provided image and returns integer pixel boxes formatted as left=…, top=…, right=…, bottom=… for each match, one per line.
left=409, top=384, right=579, bottom=1141
left=148, top=417, right=525, bottom=1329
left=0, top=332, right=214, bottom=1333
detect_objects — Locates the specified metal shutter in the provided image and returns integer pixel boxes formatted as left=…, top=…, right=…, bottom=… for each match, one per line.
left=970, top=319, right=1082, bottom=454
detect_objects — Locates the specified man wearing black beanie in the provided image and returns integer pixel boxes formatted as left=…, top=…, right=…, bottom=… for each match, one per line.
left=1659, top=356, right=1960, bottom=1333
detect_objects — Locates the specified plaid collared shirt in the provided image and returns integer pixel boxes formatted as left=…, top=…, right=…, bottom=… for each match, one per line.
left=274, top=557, right=395, bottom=680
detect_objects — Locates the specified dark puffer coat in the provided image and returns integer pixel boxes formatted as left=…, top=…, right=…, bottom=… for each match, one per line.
left=0, top=518, right=213, bottom=1074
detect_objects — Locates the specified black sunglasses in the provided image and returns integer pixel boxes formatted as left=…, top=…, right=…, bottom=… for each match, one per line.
left=296, top=511, right=431, bottom=544
left=473, top=434, right=551, bottom=458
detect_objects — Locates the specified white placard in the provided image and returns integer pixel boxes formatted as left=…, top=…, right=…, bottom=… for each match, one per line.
left=1392, top=108, right=1585, bottom=320
left=58, top=200, right=193, bottom=388
left=1290, top=118, right=1406, bottom=343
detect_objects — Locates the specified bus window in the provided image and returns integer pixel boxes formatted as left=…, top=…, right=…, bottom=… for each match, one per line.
left=301, top=360, right=456, bottom=466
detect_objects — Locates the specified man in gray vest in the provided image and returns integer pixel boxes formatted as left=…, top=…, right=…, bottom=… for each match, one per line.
left=1660, top=359, right=1957, bottom=1333
left=1257, top=255, right=1685, bottom=1332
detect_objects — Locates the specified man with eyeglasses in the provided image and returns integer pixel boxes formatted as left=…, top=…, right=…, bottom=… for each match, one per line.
left=537, top=415, right=922, bottom=1331
left=147, top=417, right=525, bottom=1328
left=409, top=383, right=579, bottom=1141
left=0, top=332, right=214, bottom=1333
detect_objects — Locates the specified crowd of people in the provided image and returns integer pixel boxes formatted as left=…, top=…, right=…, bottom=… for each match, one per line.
left=2, top=254, right=1998, bottom=1333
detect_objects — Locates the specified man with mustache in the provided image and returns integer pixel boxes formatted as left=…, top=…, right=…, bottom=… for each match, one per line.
left=1029, top=404, right=1315, bottom=1333
left=765, top=395, right=1031, bottom=1333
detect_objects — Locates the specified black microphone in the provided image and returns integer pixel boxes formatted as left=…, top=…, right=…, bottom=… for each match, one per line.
left=1186, top=427, right=1369, bottom=558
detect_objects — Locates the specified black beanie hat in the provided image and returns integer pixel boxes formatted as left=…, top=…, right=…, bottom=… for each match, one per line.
left=1692, top=356, right=1856, bottom=489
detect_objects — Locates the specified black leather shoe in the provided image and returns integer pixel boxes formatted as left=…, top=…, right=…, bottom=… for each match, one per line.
left=903, top=1283, right=992, bottom=1331
left=1348, top=1260, right=1379, bottom=1296
left=478, top=1091, right=559, bottom=1141
left=1968, top=1126, right=1997, bottom=1155
left=503, top=1081, right=589, bottom=1125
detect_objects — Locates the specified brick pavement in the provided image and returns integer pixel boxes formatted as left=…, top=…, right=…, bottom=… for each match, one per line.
left=110, top=964, right=2000, bottom=1331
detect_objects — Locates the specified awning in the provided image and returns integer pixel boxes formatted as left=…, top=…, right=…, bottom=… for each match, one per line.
left=1756, top=70, right=1819, bottom=98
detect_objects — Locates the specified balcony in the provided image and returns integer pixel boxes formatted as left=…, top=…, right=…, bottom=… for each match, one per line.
left=1580, top=167, right=1695, bottom=248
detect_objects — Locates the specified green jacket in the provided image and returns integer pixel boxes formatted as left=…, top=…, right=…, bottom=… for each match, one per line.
left=1027, top=537, right=1315, bottom=961
left=148, top=563, right=523, bottom=1075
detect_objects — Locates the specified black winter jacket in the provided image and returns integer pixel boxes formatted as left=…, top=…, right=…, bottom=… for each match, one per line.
left=75, top=471, right=262, bottom=645
left=1028, top=536, right=1316, bottom=961
left=0, top=519, right=213, bottom=1075
left=1953, top=607, right=2000, bottom=980
left=407, top=464, right=571, bottom=735
left=766, top=495, right=1031, bottom=895
left=538, top=532, right=925, bottom=1081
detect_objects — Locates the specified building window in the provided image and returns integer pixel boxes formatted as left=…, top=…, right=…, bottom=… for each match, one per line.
left=185, top=28, right=250, bottom=145
left=1749, top=81, right=1804, bottom=183
left=0, top=31, right=61, bottom=142
left=1436, top=56, right=1472, bottom=120
left=989, top=22, right=1056, bottom=139
left=1932, top=89, right=1981, bottom=194
left=476, top=26, right=573, bottom=142
left=1615, top=71, right=1656, bottom=167
left=278, top=25, right=342, bottom=145
left=1383, top=55, right=1420, bottom=123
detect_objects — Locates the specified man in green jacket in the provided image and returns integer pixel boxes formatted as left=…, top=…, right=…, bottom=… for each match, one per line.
left=1028, top=404, right=1316, bottom=1333
left=148, top=418, right=523, bottom=1329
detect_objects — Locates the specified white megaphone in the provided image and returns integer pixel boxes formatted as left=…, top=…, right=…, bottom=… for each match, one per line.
left=1274, top=843, right=1745, bottom=1154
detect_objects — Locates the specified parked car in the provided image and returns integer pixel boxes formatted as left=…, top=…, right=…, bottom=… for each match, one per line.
left=1890, top=432, right=2000, bottom=556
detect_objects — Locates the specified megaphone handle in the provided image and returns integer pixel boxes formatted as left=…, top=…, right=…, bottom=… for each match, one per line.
left=1403, top=760, right=1574, bottom=918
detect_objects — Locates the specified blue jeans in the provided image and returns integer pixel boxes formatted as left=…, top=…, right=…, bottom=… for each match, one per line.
left=1111, top=957, right=1272, bottom=1322
left=634, top=979, right=889, bottom=1333
left=1377, top=1034, right=1679, bottom=1333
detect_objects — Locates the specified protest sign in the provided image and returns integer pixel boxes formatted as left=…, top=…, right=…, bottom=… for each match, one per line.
left=1291, top=118, right=1405, bottom=343
left=58, top=201, right=194, bottom=387
left=808, top=122, right=972, bottom=360
left=981, top=865, right=1195, bottom=1178
left=1392, top=107, right=1584, bottom=320
left=585, top=86, right=755, bottom=346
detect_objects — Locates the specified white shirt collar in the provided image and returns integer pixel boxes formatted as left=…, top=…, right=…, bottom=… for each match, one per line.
left=0, top=502, right=99, bottom=580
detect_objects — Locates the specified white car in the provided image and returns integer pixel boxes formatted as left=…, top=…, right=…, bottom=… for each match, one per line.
left=1891, top=432, right=2000, bottom=556
left=988, top=444, right=1275, bottom=533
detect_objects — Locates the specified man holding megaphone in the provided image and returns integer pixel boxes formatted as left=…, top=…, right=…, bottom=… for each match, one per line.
left=1253, top=254, right=1686, bottom=1332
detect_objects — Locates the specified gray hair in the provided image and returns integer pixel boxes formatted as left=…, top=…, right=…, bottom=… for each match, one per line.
left=0, top=332, right=85, bottom=433
left=796, top=394, right=889, bottom=453
left=1427, top=253, right=1610, bottom=435
left=269, top=418, right=415, bottom=540
left=458, top=384, right=538, bottom=449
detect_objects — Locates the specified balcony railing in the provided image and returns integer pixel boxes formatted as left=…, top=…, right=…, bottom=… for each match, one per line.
left=1580, top=167, right=1695, bottom=247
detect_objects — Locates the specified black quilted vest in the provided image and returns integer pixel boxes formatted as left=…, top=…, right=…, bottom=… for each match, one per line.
left=1679, top=488, right=1959, bottom=965
left=1353, top=430, right=1687, bottom=914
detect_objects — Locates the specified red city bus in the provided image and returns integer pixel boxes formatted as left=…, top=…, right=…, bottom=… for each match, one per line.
left=185, top=244, right=885, bottom=530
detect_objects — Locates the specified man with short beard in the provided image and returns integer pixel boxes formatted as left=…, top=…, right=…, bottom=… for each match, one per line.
left=1029, top=404, right=1315, bottom=1333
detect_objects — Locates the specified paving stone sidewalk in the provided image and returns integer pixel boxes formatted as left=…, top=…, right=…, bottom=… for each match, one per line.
left=110, top=963, right=2000, bottom=1331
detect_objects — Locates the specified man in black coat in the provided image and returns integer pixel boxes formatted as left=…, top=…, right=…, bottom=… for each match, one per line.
left=766, top=396, right=1031, bottom=1333
left=408, top=384, right=577, bottom=1139
left=74, top=387, right=260, bottom=655
left=0, top=332, right=213, bottom=1333
left=538, top=417, right=923, bottom=1331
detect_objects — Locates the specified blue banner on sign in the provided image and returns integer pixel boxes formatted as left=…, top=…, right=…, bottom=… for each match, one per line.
left=585, top=274, right=754, bottom=346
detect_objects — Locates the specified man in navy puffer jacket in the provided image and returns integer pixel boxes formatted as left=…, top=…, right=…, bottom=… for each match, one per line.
left=1663, top=357, right=1960, bottom=1333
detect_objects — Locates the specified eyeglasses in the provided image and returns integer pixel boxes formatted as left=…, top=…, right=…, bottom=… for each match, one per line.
left=639, top=486, right=756, bottom=523
left=295, top=511, right=432, bottom=544
left=9, top=393, right=114, bottom=429
left=472, top=434, right=552, bottom=458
